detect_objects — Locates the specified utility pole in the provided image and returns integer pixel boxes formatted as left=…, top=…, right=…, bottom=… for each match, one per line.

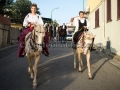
left=51, top=7, right=59, bottom=24
left=83, top=0, right=84, bottom=11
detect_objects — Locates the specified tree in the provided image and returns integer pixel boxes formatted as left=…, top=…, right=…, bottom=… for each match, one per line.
left=53, top=20, right=59, bottom=27
left=0, top=0, right=14, bottom=15
left=11, top=0, right=41, bottom=24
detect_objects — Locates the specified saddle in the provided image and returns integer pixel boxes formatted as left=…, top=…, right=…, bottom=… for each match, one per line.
left=77, top=30, right=94, bottom=54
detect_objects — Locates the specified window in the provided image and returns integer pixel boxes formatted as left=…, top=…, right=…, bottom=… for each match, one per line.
left=117, top=0, right=120, bottom=19
left=107, top=0, right=111, bottom=22
left=95, top=9, right=99, bottom=28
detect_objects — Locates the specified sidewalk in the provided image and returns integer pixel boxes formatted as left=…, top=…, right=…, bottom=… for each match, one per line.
left=97, top=50, right=120, bottom=69
left=108, top=53, right=120, bottom=69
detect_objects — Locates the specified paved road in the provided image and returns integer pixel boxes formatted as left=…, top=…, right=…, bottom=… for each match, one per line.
left=0, top=42, right=120, bottom=90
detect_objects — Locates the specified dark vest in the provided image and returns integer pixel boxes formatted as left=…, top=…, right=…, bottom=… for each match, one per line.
left=73, top=19, right=87, bottom=44
left=78, top=19, right=87, bottom=30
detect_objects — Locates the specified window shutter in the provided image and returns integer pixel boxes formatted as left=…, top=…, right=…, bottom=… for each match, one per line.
left=117, top=0, right=120, bottom=19
left=107, top=0, right=111, bottom=22
left=95, top=9, right=99, bottom=28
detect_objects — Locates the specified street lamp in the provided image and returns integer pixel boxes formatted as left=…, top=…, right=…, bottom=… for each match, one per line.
left=51, top=7, right=59, bottom=23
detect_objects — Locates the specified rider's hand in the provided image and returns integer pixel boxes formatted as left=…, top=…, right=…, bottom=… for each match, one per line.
left=83, top=26, right=87, bottom=29
left=31, top=24, right=34, bottom=27
left=27, top=24, right=31, bottom=27
left=30, top=22, right=34, bottom=27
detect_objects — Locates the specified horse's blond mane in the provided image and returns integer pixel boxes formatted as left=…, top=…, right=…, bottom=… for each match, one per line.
left=34, top=23, right=45, bottom=33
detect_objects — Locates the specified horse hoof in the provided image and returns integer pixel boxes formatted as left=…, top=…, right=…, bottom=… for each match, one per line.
left=28, top=67, right=31, bottom=74
left=78, top=70, right=82, bottom=73
left=30, top=77, right=34, bottom=79
left=88, top=77, right=93, bottom=80
left=74, top=67, right=76, bottom=70
left=33, top=85, right=37, bottom=89
left=30, top=76, right=34, bottom=79
left=74, top=66, right=76, bottom=69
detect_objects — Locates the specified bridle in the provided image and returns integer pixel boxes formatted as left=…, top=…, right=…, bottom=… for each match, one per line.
left=30, top=29, right=44, bottom=52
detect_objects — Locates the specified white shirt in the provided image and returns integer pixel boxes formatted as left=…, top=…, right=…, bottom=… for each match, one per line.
left=73, top=17, right=90, bottom=33
left=63, top=25, right=65, bottom=29
left=23, top=13, right=44, bottom=27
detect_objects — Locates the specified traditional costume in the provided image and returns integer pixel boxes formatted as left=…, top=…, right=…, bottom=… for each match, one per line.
left=17, top=13, right=49, bottom=58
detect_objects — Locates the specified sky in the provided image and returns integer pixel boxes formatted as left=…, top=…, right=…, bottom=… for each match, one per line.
left=30, top=0, right=87, bottom=25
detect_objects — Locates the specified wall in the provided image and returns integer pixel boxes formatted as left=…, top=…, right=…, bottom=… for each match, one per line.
left=0, top=14, right=11, bottom=25
left=0, top=24, right=10, bottom=48
left=88, top=4, right=104, bottom=44
left=0, top=23, right=20, bottom=48
left=10, top=27, right=20, bottom=44
left=87, top=0, right=120, bottom=55
left=86, top=0, right=102, bottom=13
left=104, top=0, right=120, bottom=55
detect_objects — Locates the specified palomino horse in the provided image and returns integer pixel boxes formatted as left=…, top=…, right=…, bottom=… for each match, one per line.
left=25, top=23, right=45, bottom=89
left=73, top=30, right=95, bottom=79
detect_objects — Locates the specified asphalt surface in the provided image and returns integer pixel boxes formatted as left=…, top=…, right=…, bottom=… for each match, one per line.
left=0, top=41, right=120, bottom=90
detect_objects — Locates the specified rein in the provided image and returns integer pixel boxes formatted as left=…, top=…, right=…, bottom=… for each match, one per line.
left=30, top=29, right=44, bottom=52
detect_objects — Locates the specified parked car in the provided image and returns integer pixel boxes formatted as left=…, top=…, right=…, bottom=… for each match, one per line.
left=66, top=34, right=72, bottom=41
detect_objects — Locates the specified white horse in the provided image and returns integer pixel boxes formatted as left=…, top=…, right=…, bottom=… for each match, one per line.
left=25, top=23, right=45, bottom=89
left=73, top=30, right=95, bottom=79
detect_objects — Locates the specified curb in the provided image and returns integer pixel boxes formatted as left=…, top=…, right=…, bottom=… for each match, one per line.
left=102, top=49, right=120, bottom=69
left=108, top=53, right=120, bottom=61
left=0, top=44, right=18, bottom=58
left=109, top=59, right=120, bottom=69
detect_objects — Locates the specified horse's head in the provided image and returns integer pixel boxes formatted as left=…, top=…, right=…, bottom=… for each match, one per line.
left=31, top=23, right=45, bottom=52
left=84, top=31, right=95, bottom=44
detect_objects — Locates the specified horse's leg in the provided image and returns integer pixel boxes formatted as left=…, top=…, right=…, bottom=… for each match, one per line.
left=72, top=35, right=77, bottom=69
left=77, top=48, right=82, bottom=72
left=63, top=36, right=65, bottom=43
left=86, top=50, right=92, bottom=79
left=33, top=55, right=40, bottom=89
left=27, top=56, right=34, bottom=79
left=60, top=36, right=62, bottom=43
left=49, top=36, right=50, bottom=43
left=81, top=56, right=84, bottom=67
left=73, top=49, right=77, bottom=69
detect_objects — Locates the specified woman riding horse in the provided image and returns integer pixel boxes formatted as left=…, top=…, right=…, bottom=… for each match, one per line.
left=18, top=3, right=49, bottom=58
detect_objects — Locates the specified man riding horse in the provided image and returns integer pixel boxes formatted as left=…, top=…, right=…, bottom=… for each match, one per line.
left=59, top=24, right=67, bottom=44
left=71, top=11, right=94, bottom=79
left=72, top=11, right=90, bottom=49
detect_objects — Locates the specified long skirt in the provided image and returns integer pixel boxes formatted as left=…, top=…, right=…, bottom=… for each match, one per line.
left=17, top=28, right=49, bottom=58
left=17, top=28, right=32, bottom=58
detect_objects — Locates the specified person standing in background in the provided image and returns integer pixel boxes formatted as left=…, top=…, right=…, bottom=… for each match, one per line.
left=61, top=23, right=67, bottom=43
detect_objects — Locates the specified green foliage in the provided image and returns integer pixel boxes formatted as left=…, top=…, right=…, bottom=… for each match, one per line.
left=11, top=0, right=32, bottom=23
left=53, top=20, right=59, bottom=27
left=0, top=0, right=41, bottom=24
left=0, top=0, right=14, bottom=15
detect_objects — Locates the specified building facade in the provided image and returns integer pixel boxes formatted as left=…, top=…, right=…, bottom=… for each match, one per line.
left=86, top=0, right=120, bottom=55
